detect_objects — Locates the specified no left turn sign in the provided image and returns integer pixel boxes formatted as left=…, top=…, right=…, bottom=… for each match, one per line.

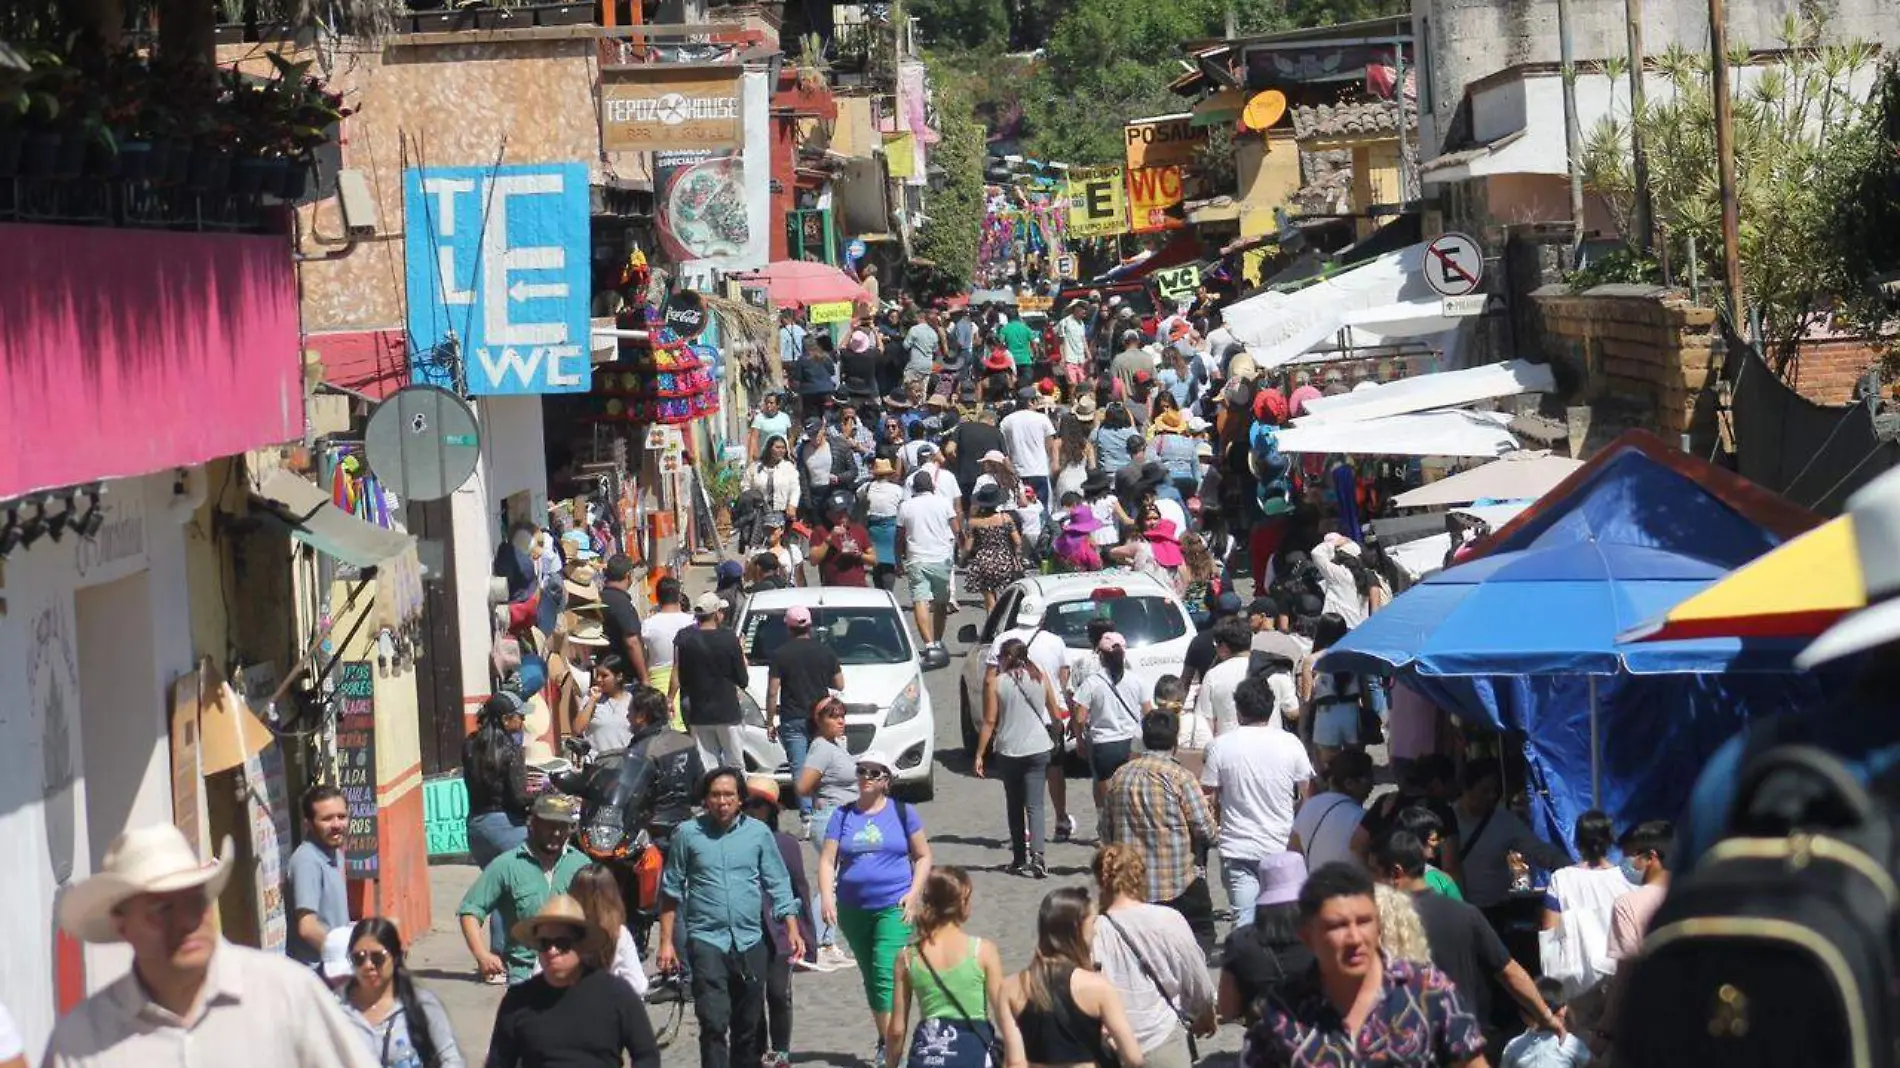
left=1423, top=232, right=1484, bottom=297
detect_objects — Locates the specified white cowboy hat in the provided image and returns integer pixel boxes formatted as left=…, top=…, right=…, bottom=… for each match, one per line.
left=320, top=926, right=355, bottom=982
left=61, top=825, right=234, bottom=944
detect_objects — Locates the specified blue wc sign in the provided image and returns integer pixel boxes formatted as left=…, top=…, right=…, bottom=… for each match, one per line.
left=404, top=162, right=593, bottom=395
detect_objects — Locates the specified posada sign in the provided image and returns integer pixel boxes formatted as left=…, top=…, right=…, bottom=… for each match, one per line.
left=601, top=69, right=743, bottom=153
left=1124, top=115, right=1209, bottom=170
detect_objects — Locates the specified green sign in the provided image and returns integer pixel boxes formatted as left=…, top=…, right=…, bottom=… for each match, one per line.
left=1154, top=264, right=1201, bottom=301
left=423, top=775, right=470, bottom=858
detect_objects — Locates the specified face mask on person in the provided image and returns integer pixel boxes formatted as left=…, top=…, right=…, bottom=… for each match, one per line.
left=1620, top=855, right=1645, bottom=885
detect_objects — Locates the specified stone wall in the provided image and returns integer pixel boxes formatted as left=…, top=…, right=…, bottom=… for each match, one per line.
left=1531, top=283, right=1720, bottom=445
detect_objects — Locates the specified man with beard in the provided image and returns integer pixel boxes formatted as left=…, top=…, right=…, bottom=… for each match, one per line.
left=287, top=784, right=352, bottom=968
left=459, top=793, right=593, bottom=985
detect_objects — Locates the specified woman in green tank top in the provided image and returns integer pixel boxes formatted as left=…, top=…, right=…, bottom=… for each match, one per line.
left=886, top=867, right=1025, bottom=1068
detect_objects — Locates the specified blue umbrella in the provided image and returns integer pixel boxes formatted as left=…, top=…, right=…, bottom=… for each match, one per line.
left=1319, top=537, right=1807, bottom=803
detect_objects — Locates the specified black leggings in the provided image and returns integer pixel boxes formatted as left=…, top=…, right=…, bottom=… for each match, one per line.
left=765, top=944, right=794, bottom=1053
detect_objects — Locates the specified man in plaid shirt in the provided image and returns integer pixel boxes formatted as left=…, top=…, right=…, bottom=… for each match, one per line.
left=1103, top=709, right=1220, bottom=951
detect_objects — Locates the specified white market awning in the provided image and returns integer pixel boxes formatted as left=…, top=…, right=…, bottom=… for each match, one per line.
left=1384, top=503, right=1532, bottom=580
left=1296, top=359, right=1556, bottom=427
left=1224, top=243, right=1435, bottom=351
left=1392, top=450, right=1583, bottom=508
left=1273, top=409, right=1518, bottom=457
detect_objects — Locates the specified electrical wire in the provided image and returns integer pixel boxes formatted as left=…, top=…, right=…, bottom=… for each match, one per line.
left=1805, top=440, right=1893, bottom=512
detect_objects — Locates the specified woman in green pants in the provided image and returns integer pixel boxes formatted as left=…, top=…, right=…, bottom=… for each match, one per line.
left=819, top=748, right=935, bottom=1064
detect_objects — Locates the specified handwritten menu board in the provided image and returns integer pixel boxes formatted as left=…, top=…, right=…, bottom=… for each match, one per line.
left=334, top=661, right=379, bottom=878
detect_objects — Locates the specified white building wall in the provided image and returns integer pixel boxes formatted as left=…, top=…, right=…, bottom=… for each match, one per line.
left=450, top=396, right=549, bottom=699
left=0, top=470, right=196, bottom=1061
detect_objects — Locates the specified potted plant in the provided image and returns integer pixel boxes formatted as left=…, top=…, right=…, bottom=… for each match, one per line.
left=476, top=2, right=532, bottom=29
left=533, top=0, right=595, bottom=25
left=700, top=457, right=745, bottom=540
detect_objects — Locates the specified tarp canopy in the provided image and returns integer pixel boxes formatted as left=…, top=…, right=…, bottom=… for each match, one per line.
left=1223, top=243, right=1463, bottom=366
left=1323, top=431, right=1826, bottom=850
left=1298, top=360, right=1557, bottom=427
left=1274, top=409, right=1518, bottom=457
left=735, top=260, right=873, bottom=309
left=1383, top=503, right=1530, bottom=581
left=1393, top=450, right=1583, bottom=508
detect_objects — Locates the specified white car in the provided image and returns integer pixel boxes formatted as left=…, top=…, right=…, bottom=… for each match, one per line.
left=732, top=586, right=937, bottom=800
left=954, top=570, right=1197, bottom=751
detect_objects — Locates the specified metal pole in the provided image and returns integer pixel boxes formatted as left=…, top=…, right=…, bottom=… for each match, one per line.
left=1394, top=44, right=1414, bottom=202
left=1589, top=674, right=1601, bottom=807
left=1708, top=0, right=1746, bottom=331
left=1558, top=0, right=1587, bottom=257
left=1625, top=0, right=1653, bottom=255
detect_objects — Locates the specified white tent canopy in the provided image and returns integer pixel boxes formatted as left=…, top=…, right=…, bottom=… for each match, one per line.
left=1223, top=243, right=1472, bottom=369
left=1272, top=409, right=1518, bottom=457
left=1384, top=503, right=1532, bottom=580
left=1296, top=360, right=1557, bottom=427
left=1393, top=450, right=1584, bottom=507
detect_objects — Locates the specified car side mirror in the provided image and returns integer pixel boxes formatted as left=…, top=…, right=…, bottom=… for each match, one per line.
left=957, top=624, right=979, bottom=644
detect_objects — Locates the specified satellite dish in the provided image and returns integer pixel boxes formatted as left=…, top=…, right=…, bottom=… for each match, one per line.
left=1241, top=90, right=1288, bottom=132
left=365, top=385, right=482, bottom=502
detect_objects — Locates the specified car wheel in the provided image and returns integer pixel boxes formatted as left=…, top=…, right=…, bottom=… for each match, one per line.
left=897, top=768, right=935, bottom=803
left=959, top=686, right=977, bottom=753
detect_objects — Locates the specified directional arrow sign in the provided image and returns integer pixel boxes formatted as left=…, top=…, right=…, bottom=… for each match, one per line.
left=509, top=280, right=568, bottom=302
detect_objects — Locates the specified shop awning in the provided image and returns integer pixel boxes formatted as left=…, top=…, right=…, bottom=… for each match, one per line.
left=253, top=469, right=416, bottom=569
left=1096, top=229, right=1201, bottom=283
left=1620, top=516, right=1862, bottom=643
left=1225, top=242, right=1449, bottom=362
left=1393, top=449, right=1584, bottom=508
left=1296, top=359, right=1557, bottom=427
left=1273, top=409, right=1518, bottom=457
left=1190, top=88, right=1249, bottom=127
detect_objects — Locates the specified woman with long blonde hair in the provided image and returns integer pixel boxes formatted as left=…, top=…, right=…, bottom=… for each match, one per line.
left=886, top=867, right=1025, bottom=1068
left=1002, top=887, right=1145, bottom=1068
left=565, top=863, right=648, bottom=996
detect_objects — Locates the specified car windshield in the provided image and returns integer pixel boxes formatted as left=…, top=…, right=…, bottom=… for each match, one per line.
left=743, top=607, right=913, bottom=665
left=1042, top=594, right=1188, bottom=649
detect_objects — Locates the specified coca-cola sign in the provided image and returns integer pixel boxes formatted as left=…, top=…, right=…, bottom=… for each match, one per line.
left=662, top=288, right=708, bottom=339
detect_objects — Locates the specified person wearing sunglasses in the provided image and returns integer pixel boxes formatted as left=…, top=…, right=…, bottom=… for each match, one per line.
left=489, top=895, right=661, bottom=1068
left=818, top=749, right=935, bottom=1066
left=337, top=918, right=464, bottom=1067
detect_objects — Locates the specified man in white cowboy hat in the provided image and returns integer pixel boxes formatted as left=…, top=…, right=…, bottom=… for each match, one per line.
left=1676, top=466, right=1900, bottom=872
left=488, top=894, right=661, bottom=1068
left=658, top=767, right=804, bottom=1068
left=44, top=825, right=373, bottom=1068
left=458, top=793, right=592, bottom=985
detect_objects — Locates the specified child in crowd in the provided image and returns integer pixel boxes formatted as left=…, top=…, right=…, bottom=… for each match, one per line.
left=1501, top=977, right=1592, bottom=1067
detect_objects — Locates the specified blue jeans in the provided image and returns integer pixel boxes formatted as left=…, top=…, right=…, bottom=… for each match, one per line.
left=467, top=811, right=528, bottom=953
left=779, top=721, right=813, bottom=817
left=1221, top=852, right=1262, bottom=926
left=809, top=801, right=838, bottom=949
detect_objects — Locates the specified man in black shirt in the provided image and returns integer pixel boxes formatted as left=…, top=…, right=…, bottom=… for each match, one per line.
left=749, top=552, right=791, bottom=593
left=488, top=894, right=661, bottom=1067
left=670, top=592, right=751, bottom=771
left=765, top=605, right=844, bottom=838
left=1371, top=830, right=1560, bottom=1049
left=1182, top=591, right=1243, bottom=688
left=942, top=403, right=1006, bottom=511
left=599, top=554, right=650, bottom=686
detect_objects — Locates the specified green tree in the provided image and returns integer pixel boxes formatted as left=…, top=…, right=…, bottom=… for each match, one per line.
left=1581, top=16, right=1881, bottom=370
left=913, top=0, right=1011, bottom=51
left=1826, top=60, right=1900, bottom=356
left=914, top=73, right=988, bottom=293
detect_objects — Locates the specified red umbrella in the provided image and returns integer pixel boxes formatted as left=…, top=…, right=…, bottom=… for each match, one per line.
left=739, top=260, right=875, bottom=309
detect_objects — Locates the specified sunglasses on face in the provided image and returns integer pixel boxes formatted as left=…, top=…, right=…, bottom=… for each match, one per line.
left=351, top=949, right=390, bottom=968
left=538, top=937, right=578, bottom=954
left=855, top=767, right=889, bottom=780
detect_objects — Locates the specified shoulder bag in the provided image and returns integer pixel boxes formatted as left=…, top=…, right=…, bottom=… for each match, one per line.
left=1100, top=912, right=1199, bottom=1062
left=909, top=940, right=1003, bottom=1066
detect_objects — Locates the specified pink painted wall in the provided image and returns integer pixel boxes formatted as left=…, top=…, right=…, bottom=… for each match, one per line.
left=0, top=224, right=303, bottom=500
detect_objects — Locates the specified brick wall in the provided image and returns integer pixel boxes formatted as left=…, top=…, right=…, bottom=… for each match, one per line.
left=1531, top=283, right=1721, bottom=444
left=1782, top=338, right=1883, bottom=405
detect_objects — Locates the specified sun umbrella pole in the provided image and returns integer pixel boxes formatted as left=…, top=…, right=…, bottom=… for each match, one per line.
left=1589, top=674, right=1601, bottom=808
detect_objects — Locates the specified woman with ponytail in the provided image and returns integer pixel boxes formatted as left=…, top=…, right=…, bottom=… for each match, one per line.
left=885, top=867, right=1025, bottom=1068
left=1088, top=845, right=1216, bottom=1068
left=339, top=918, right=465, bottom=1067
left=977, top=638, right=1065, bottom=879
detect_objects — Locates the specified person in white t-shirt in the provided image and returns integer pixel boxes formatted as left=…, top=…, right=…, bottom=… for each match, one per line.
left=639, top=577, right=698, bottom=716
left=1193, top=618, right=1255, bottom=735
left=1200, top=674, right=1314, bottom=926
left=984, top=596, right=1080, bottom=842
left=1070, top=632, right=1154, bottom=819
left=897, top=471, right=960, bottom=660
left=1289, top=748, right=1374, bottom=872
left=999, top=399, right=1059, bottom=509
